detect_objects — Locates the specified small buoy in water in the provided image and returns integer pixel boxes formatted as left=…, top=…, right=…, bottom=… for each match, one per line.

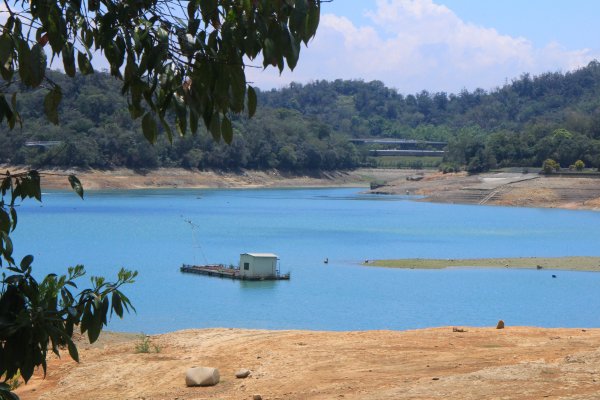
left=324, top=258, right=328, bottom=264
left=552, top=274, right=557, bottom=278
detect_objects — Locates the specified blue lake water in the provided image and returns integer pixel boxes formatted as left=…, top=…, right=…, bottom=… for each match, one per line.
left=11, top=187, right=600, bottom=333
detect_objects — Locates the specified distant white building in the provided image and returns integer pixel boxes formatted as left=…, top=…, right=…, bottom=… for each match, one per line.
left=239, top=253, right=279, bottom=279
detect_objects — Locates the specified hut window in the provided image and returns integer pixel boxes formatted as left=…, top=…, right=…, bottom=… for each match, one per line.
left=244, top=262, right=250, bottom=270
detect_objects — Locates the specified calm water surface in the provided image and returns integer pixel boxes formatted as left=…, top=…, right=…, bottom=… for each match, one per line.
left=12, top=187, right=600, bottom=333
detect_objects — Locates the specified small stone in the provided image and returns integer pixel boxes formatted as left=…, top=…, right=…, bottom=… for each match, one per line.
left=496, top=320, right=505, bottom=329
left=236, top=369, right=251, bottom=379
left=432, top=377, right=439, bottom=381
left=253, top=395, right=262, bottom=400
left=185, top=366, right=220, bottom=387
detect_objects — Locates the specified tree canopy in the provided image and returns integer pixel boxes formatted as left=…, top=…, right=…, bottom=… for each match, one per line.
left=5, top=61, right=600, bottom=172
left=0, top=0, right=321, bottom=142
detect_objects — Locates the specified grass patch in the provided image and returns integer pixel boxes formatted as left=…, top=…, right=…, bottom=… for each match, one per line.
left=134, top=333, right=161, bottom=354
left=374, top=156, right=443, bottom=169
left=5, top=372, right=21, bottom=390
left=365, top=256, right=600, bottom=272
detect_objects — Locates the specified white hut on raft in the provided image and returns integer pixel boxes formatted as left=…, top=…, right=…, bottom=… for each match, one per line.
left=239, top=253, right=280, bottom=279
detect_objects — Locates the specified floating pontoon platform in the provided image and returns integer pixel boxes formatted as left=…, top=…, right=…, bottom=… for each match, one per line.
left=180, top=264, right=290, bottom=281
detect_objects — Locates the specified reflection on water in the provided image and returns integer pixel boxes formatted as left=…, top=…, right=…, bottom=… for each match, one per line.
left=238, top=280, right=281, bottom=290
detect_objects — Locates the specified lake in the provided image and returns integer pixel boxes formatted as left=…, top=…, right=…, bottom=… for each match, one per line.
left=12, top=187, right=600, bottom=333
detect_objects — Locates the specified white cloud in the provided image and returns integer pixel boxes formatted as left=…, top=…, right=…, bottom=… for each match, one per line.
left=245, top=0, right=600, bottom=94
left=0, top=3, right=9, bottom=25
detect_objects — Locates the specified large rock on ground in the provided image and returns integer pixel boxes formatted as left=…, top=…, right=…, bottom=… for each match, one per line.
left=185, top=367, right=220, bottom=387
left=235, top=368, right=251, bottom=378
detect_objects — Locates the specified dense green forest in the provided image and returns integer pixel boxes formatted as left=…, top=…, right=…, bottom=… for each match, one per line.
left=4, top=61, right=600, bottom=172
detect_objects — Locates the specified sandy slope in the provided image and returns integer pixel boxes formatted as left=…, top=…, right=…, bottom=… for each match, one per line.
left=5, top=165, right=600, bottom=210
left=15, top=327, right=600, bottom=400
left=6, top=165, right=600, bottom=210
left=371, top=171, right=600, bottom=210
left=2, top=167, right=398, bottom=190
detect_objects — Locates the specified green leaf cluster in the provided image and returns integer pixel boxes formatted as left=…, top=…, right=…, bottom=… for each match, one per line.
left=0, top=171, right=136, bottom=399
left=0, top=0, right=322, bottom=146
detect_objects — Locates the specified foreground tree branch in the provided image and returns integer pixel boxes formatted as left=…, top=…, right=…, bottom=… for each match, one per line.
left=0, top=0, right=322, bottom=143
left=0, top=171, right=137, bottom=400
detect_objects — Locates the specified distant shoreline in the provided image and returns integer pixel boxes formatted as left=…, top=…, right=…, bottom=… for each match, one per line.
left=365, top=256, right=600, bottom=272
left=2, top=166, right=402, bottom=191
left=5, top=165, right=600, bottom=211
left=367, top=170, right=600, bottom=211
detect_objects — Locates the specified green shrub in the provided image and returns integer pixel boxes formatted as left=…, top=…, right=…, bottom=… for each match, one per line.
left=134, top=334, right=161, bottom=354
left=542, top=159, right=559, bottom=174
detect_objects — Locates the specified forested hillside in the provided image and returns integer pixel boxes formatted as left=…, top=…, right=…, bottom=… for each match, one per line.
left=0, top=71, right=360, bottom=171
left=3, top=61, right=600, bottom=171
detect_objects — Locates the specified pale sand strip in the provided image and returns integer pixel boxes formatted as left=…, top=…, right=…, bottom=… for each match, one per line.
left=366, top=256, right=600, bottom=271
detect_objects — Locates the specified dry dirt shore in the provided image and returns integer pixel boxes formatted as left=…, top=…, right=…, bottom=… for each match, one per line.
left=2, top=166, right=396, bottom=190
left=5, top=165, right=600, bottom=210
left=372, top=170, right=600, bottom=210
left=15, top=327, right=600, bottom=400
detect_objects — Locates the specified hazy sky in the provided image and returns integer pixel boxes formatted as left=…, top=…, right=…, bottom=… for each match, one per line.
left=246, top=0, right=600, bottom=94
